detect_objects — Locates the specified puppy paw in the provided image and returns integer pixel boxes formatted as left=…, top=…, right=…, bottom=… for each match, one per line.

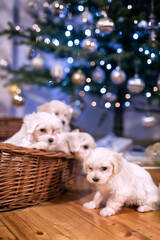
left=83, top=201, right=97, bottom=209
left=99, top=207, right=116, bottom=217
left=137, top=205, right=154, bottom=212
left=32, top=142, right=49, bottom=150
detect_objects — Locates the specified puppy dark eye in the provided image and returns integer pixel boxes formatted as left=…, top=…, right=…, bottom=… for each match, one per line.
left=89, top=167, right=93, bottom=170
left=83, top=145, right=88, bottom=149
left=101, top=167, right=107, bottom=171
left=55, top=112, right=59, bottom=116
left=40, top=128, right=46, bottom=133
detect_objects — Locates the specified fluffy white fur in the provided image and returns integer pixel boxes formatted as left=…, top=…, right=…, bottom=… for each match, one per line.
left=4, top=112, right=61, bottom=150
left=83, top=147, right=160, bottom=216
left=49, top=130, right=96, bottom=161
left=37, top=100, right=77, bottom=132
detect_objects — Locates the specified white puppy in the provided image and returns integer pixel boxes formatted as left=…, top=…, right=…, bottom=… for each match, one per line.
left=4, top=112, right=61, bottom=150
left=49, top=130, right=96, bottom=161
left=83, top=147, right=160, bottom=216
left=37, top=100, right=76, bottom=132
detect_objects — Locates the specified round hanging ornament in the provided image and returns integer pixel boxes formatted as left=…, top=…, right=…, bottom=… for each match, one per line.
left=127, top=74, right=145, bottom=93
left=92, top=66, right=105, bottom=84
left=12, top=94, right=25, bottom=106
left=96, top=11, right=115, bottom=35
left=110, top=66, right=126, bottom=84
left=8, top=84, right=21, bottom=95
left=71, top=70, right=85, bottom=86
left=25, top=0, right=39, bottom=14
left=31, top=55, right=44, bottom=71
left=82, top=37, right=98, bottom=52
left=50, top=63, right=63, bottom=82
left=141, top=114, right=157, bottom=128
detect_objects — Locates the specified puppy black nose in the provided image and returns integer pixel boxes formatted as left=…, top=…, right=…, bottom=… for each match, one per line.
left=92, top=177, right=99, bottom=182
left=48, top=138, right=54, bottom=143
left=62, top=120, right=65, bottom=125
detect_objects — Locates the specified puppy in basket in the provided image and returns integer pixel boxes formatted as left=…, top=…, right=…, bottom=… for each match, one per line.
left=83, top=147, right=160, bottom=216
left=4, top=112, right=61, bottom=150
left=37, top=100, right=77, bottom=132
left=49, top=130, right=96, bottom=161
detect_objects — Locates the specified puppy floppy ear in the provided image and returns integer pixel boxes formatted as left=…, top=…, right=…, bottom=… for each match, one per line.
left=112, top=152, right=123, bottom=175
left=23, top=113, right=39, bottom=133
left=68, top=134, right=81, bottom=153
left=37, top=102, right=50, bottom=112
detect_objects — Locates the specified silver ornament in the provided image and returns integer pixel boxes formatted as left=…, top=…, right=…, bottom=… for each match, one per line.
left=103, top=92, right=117, bottom=102
left=25, top=0, right=39, bottom=14
left=127, top=74, right=145, bottom=93
left=110, top=66, right=126, bottom=84
left=82, top=37, right=98, bottom=52
left=92, top=66, right=105, bottom=83
left=141, top=114, right=157, bottom=128
left=31, top=55, right=44, bottom=71
left=96, top=11, right=115, bottom=34
left=50, top=63, right=63, bottom=82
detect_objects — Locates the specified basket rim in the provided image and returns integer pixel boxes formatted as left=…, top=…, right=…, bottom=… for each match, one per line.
left=0, top=143, right=75, bottom=159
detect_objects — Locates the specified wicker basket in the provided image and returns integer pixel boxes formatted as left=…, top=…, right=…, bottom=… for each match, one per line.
left=0, top=117, right=23, bottom=141
left=0, top=143, right=78, bottom=212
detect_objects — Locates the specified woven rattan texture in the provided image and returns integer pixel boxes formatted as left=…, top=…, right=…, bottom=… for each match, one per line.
left=0, top=143, right=78, bottom=212
left=0, top=117, right=23, bottom=140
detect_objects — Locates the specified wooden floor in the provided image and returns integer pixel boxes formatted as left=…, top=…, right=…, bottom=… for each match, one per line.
left=0, top=168, right=160, bottom=240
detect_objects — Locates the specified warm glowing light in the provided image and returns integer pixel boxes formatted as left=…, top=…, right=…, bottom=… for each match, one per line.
left=15, top=25, right=20, bottom=31
left=91, top=101, right=97, bottom=107
left=115, top=102, right=120, bottom=108
left=86, top=77, right=91, bottom=83
left=125, top=93, right=131, bottom=99
left=153, top=86, right=158, bottom=92
left=90, top=61, right=95, bottom=66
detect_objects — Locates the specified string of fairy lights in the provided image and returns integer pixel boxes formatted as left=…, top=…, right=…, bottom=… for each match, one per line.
left=0, top=0, right=160, bottom=127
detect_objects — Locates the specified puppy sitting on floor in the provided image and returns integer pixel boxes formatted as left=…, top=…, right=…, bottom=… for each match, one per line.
left=49, top=130, right=96, bottom=161
left=37, top=100, right=77, bottom=132
left=83, top=147, right=160, bottom=216
left=4, top=112, right=61, bottom=150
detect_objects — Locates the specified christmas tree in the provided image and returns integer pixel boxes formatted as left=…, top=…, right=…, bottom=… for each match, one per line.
left=0, top=0, right=160, bottom=137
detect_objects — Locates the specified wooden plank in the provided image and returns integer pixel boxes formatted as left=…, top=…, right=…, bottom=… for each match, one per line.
left=0, top=219, right=17, bottom=240
left=0, top=169, right=159, bottom=240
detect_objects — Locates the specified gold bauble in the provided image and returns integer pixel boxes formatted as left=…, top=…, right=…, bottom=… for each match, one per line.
left=8, top=84, right=21, bottom=95
left=12, top=94, right=25, bottom=106
left=82, top=37, right=98, bottom=52
left=110, top=66, right=126, bottom=84
left=71, top=70, right=85, bottom=86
